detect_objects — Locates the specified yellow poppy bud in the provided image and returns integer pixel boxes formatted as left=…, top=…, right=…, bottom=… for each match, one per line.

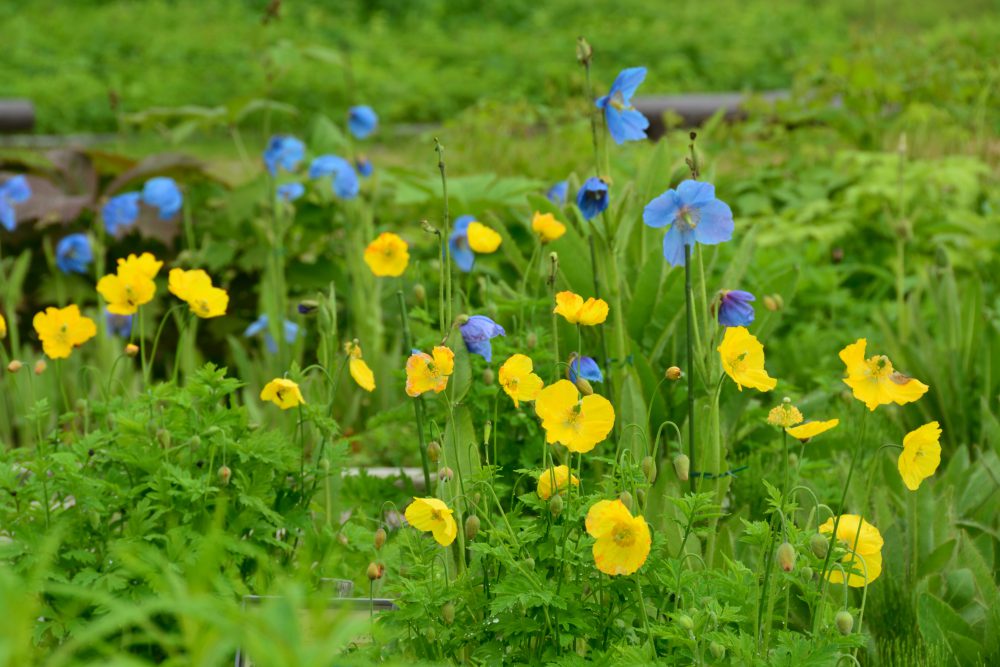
left=34, top=360, right=47, bottom=375
left=125, top=343, right=139, bottom=357
left=777, top=542, right=796, bottom=572
left=673, top=454, right=690, bottom=481
left=7, top=360, right=23, bottom=374
left=374, top=528, right=387, bottom=550
left=666, top=366, right=682, bottom=381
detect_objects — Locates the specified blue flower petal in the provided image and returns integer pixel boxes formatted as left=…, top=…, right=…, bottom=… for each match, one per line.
left=718, top=290, right=756, bottom=327
left=460, top=315, right=505, bottom=362
left=105, top=310, right=133, bottom=338
left=264, top=136, right=305, bottom=176
left=55, top=233, right=93, bottom=275
left=547, top=181, right=569, bottom=205
left=642, top=190, right=680, bottom=229
left=348, top=106, right=378, bottom=139
left=1, top=175, right=32, bottom=203
left=448, top=215, right=476, bottom=272
left=277, top=182, right=305, bottom=201
left=142, top=177, right=183, bottom=220
left=0, top=201, right=14, bottom=232
left=569, top=356, right=604, bottom=383
left=102, top=192, right=141, bottom=236
left=609, top=67, right=647, bottom=103
left=309, top=155, right=358, bottom=199
left=693, top=199, right=734, bottom=246
left=244, top=315, right=269, bottom=338
left=676, top=180, right=716, bottom=208
left=576, top=178, right=609, bottom=221
left=662, top=224, right=694, bottom=267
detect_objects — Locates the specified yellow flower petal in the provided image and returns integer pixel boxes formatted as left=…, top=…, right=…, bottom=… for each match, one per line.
left=0, top=313, right=6, bottom=339
left=531, top=212, right=566, bottom=243
left=897, top=421, right=942, bottom=491
left=405, top=347, right=454, bottom=397
left=786, top=419, right=839, bottom=441
left=117, top=252, right=163, bottom=280
left=717, top=326, right=777, bottom=392
left=499, top=353, right=543, bottom=407
left=466, top=221, right=502, bottom=253
left=350, top=357, right=376, bottom=392
left=32, top=305, right=97, bottom=360
left=553, top=291, right=608, bottom=326
left=535, top=380, right=614, bottom=453
left=819, top=514, right=883, bottom=587
left=553, top=291, right=584, bottom=323
left=536, top=465, right=579, bottom=500
left=364, top=232, right=409, bottom=277
left=839, top=338, right=928, bottom=411
left=260, top=378, right=305, bottom=409
left=404, top=497, right=457, bottom=546
left=586, top=499, right=651, bottom=576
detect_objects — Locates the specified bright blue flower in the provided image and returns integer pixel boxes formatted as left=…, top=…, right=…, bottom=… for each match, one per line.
left=460, top=315, right=505, bottom=362
left=102, top=192, right=141, bottom=236
left=277, top=182, right=305, bottom=202
left=264, top=135, right=305, bottom=176
left=244, top=314, right=300, bottom=354
left=576, top=178, right=609, bottom=221
left=547, top=181, right=569, bottom=205
left=448, top=215, right=476, bottom=272
left=0, top=175, right=31, bottom=232
left=569, top=356, right=603, bottom=383
left=55, top=233, right=93, bottom=275
left=309, top=155, right=359, bottom=199
left=642, top=180, right=734, bottom=267
left=718, top=290, right=755, bottom=327
left=142, top=177, right=183, bottom=220
left=106, top=310, right=133, bottom=338
left=595, top=67, right=650, bottom=145
left=348, top=106, right=378, bottom=139
left=356, top=156, right=374, bottom=178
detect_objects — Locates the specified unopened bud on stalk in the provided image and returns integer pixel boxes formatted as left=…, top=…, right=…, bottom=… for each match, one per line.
left=526, top=332, right=537, bottom=350
left=125, top=343, right=139, bottom=357
left=777, top=542, right=796, bottom=572
left=523, top=557, right=535, bottom=570
left=420, top=219, right=440, bottom=235
left=666, top=366, right=682, bottom=381
left=427, top=441, right=441, bottom=462
left=437, top=466, right=454, bottom=482
left=374, top=527, right=387, bottom=550
left=33, top=360, right=46, bottom=375
left=641, top=455, right=656, bottom=483
left=763, top=295, right=778, bottom=311
left=709, top=641, right=726, bottom=660
left=441, top=602, right=455, bottom=625
left=412, top=283, right=426, bottom=304
left=156, top=428, right=171, bottom=448
left=465, top=514, right=480, bottom=541
left=218, top=465, right=232, bottom=485
left=636, top=489, right=646, bottom=507
left=455, top=314, right=469, bottom=326
left=576, top=37, right=593, bottom=65
left=483, top=421, right=492, bottom=445
left=6, top=360, right=22, bottom=373
left=367, top=562, right=385, bottom=581
left=482, top=368, right=495, bottom=386
left=549, top=493, right=564, bottom=517
left=676, top=614, right=694, bottom=631
left=831, top=247, right=845, bottom=264
left=673, top=454, right=690, bottom=482
left=337, top=533, right=349, bottom=546
left=810, top=533, right=829, bottom=559
left=573, top=376, right=594, bottom=396
left=619, top=491, right=632, bottom=508
left=801, top=566, right=814, bottom=581
left=297, top=300, right=319, bottom=315
left=835, top=610, right=854, bottom=635
left=575, top=637, right=588, bottom=657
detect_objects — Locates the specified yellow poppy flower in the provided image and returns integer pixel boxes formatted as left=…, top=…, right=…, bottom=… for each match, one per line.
left=897, top=421, right=942, bottom=491
left=536, top=465, right=579, bottom=500
left=819, top=514, right=883, bottom=587
left=717, top=326, right=777, bottom=392
left=786, top=419, right=839, bottom=441
left=585, top=499, right=651, bottom=576
left=553, top=291, right=609, bottom=326
left=766, top=402, right=803, bottom=428
left=534, top=379, right=615, bottom=453
left=531, top=212, right=566, bottom=243
left=97, top=266, right=157, bottom=315
left=32, top=305, right=97, bottom=359
left=345, top=341, right=375, bottom=392
left=404, top=497, right=457, bottom=546
left=499, top=353, right=544, bottom=407
left=466, top=222, right=502, bottom=253
left=364, top=232, right=409, bottom=277
left=260, top=378, right=305, bottom=409
left=168, top=268, right=228, bottom=318
left=116, top=252, right=163, bottom=280
left=0, top=313, right=6, bottom=339
left=405, top=346, right=454, bottom=397
left=839, top=339, right=929, bottom=411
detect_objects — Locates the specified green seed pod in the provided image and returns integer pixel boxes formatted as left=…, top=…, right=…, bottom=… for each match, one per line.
left=465, top=515, right=480, bottom=541
left=673, top=454, right=690, bottom=482
left=835, top=609, right=854, bottom=635
left=709, top=641, right=726, bottom=660
left=549, top=493, right=564, bottom=517
left=777, top=542, right=796, bottom=572
left=441, top=602, right=455, bottom=625
left=188, top=435, right=201, bottom=448
left=641, top=455, right=656, bottom=483
left=810, top=533, right=829, bottom=559
left=374, top=528, right=387, bottom=550
left=427, top=441, right=441, bottom=462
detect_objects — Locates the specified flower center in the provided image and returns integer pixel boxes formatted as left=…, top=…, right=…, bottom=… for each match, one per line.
left=729, top=350, right=749, bottom=373
left=675, top=206, right=700, bottom=231
left=431, top=509, right=443, bottom=521
left=562, top=404, right=584, bottom=433
left=609, top=91, right=630, bottom=111
left=612, top=523, right=635, bottom=546
left=864, top=355, right=893, bottom=379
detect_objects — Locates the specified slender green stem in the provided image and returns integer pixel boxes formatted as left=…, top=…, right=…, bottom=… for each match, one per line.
left=396, top=291, right=431, bottom=490
left=684, top=243, right=695, bottom=492
left=435, top=139, right=452, bottom=336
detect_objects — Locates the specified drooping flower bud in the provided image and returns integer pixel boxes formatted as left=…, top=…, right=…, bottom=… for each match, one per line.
left=800, top=566, right=813, bottom=581
left=709, top=642, right=726, bottom=660
left=455, top=314, right=470, bottom=326
left=367, top=562, right=385, bottom=581
left=641, top=455, right=656, bottom=483
left=777, top=542, right=796, bottom=572
left=465, top=514, right=480, bottom=541
left=33, top=360, right=47, bottom=375
left=763, top=295, right=778, bottom=311
left=441, top=602, right=455, bottom=625
left=666, top=366, right=682, bottom=381
left=619, top=491, right=633, bottom=508
left=673, top=454, right=690, bottom=482
left=218, top=465, right=232, bottom=485
left=676, top=614, right=694, bottom=631
left=437, top=466, right=454, bottom=482
left=412, top=283, right=426, bottom=304
left=549, top=493, right=564, bottom=517
left=573, top=376, right=594, bottom=396
left=810, top=533, right=829, bottom=559
left=125, top=343, right=139, bottom=357
left=835, top=610, right=854, bottom=635
left=374, top=527, right=387, bottom=550
left=482, top=367, right=495, bottom=386
left=427, top=440, right=441, bottom=462
left=576, top=37, right=593, bottom=65
left=483, top=421, right=492, bottom=445
left=6, top=360, right=22, bottom=374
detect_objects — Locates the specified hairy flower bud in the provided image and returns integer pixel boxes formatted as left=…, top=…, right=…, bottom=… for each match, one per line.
left=412, top=283, right=426, bottom=304
left=482, top=367, right=495, bottom=386
left=367, top=562, right=385, bottom=581
left=576, top=37, right=593, bottom=65
left=673, top=454, right=690, bottom=482
left=810, top=533, right=829, bottom=559
left=636, top=489, right=646, bottom=507
left=33, top=360, right=47, bottom=375
left=676, top=614, right=694, bottom=631
left=125, top=343, right=139, bottom=357
left=437, top=466, right=454, bottom=482
left=709, top=641, right=726, bottom=660
left=777, top=542, right=796, bottom=572
left=573, top=376, right=594, bottom=396
left=619, top=491, right=633, bottom=508
left=800, top=566, right=814, bottom=581
left=420, top=219, right=440, bottom=236
left=455, top=314, right=469, bottom=326
left=465, top=514, right=480, bottom=541
left=763, top=295, right=778, bottom=311
left=441, top=602, right=455, bottom=625
left=666, top=366, right=682, bottom=381
left=835, top=610, right=854, bottom=635
left=549, top=493, right=564, bottom=517
left=6, top=360, right=22, bottom=374
left=218, top=465, right=232, bottom=485
left=575, top=637, right=588, bottom=657
left=374, top=527, right=387, bottom=550
left=641, top=455, right=656, bottom=483
left=427, top=441, right=441, bottom=462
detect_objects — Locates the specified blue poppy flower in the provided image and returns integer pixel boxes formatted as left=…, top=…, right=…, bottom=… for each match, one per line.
left=348, top=106, right=378, bottom=139
left=595, top=67, right=650, bottom=145
left=547, top=181, right=569, bottom=205
left=448, top=215, right=477, bottom=273
left=142, top=177, right=183, bottom=220
left=569, top=356, right=603, bottom=383
left=718, top=290, right=755, bottom=327
left=277, top=182, right=305, bottom=202
left=244, top=314, right=300, bottom=354
left=460, top=315, right=505, bottom=362
left=356, top=156, right=374, bottom=178
left=55, top=233, right=93, bottom=275
left=309, top=155, right=359, bottom=199
left=577, top=178, right=609, bottom=221
left=0, top=175, right=32, bottom=232
left=642, top=180, right=734, bottom=267
left=102, top=192, right=141, bottom=236
left=263, top=135, right=305, bottom=176
left=105, top=310, right=133, bottom=338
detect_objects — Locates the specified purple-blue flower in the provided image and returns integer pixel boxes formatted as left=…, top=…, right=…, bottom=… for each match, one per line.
left=448, top=215, right=476, bottom=273
left=569, top=356, right=603, bottom=383
left=547, top=181, right=569, bottom=205
left=309, top=155, right=359, bottom=199
left=348, top=106, right=378, bottom=140
left=244, top=315, right=300, bottom=354
left=105, top=310, right=133, bottom=338
left=460, top=315, right=505, bottom=362
left=0, top=175, right=31, bottom=232
left=576, top=178, right=609, bottom=221
left=642, top=180, right=734, bottom=267
left=718, top=290, right=755, bottom=327
left=55, top=233, right=93, bottom=275
left=356, top=156, right=374, bottom=178
left=277, top=182, right=305, bottom=202
left=595, top=67, right=650, bottom=145
left=142, top=177, right=183, bottom=220
left=264, top=136, right=305, bottom=176
left=102, top=192, right=141, bottom=236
